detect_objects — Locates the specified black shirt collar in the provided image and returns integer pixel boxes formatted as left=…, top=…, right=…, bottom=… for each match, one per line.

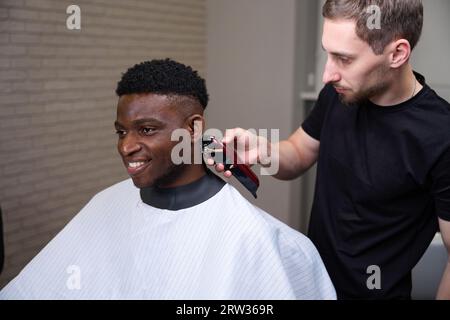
left=140, top=170, right=226, bottom=210
left=364, top=71, right=429, bottom=112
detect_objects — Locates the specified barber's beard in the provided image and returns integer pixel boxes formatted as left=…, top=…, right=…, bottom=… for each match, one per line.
left=339, top=81, right=389, bottom=105
left=339, top=67, right=391, bottom=106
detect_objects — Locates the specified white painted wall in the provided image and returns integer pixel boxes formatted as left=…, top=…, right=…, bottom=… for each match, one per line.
left=206, top=0, right=297, bottom=226
left=411, top=0, right=450, bottom=100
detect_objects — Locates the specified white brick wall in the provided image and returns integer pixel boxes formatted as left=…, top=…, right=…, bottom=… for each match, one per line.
left=0, top=0, right=206, bottom=287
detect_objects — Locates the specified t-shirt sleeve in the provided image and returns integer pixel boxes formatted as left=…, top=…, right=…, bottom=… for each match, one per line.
left=301, top=85, right=333, bottom=141
left=431, top=147, right=450, bottom=221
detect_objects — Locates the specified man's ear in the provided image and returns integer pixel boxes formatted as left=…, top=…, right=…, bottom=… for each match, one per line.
left=186, top=114, right=204, bottom=143
left=389, top=39, right=411, bottom=68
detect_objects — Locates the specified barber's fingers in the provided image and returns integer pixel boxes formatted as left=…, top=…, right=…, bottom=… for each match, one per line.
left=223, top=169, right=233, bottom=178
left=204, top=158, right=231, bottom=176
left=223, top=128, right=248, bottom=144
left=223, top=128, right=260, bottom=151
left=208, top=161, right=232, bottom=178
left=223, top=128, right=265, bottom=166
left=215, top=163, right=224, bottom=171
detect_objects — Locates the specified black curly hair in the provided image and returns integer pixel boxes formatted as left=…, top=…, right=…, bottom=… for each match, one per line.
left=116, top=58, right=209, bottom=109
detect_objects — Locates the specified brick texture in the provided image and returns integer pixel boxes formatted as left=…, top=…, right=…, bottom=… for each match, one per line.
left=0, top=0, right=206, bottom=288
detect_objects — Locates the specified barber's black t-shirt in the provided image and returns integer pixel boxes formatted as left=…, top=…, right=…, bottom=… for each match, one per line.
left=302, top=73, right=450, bottom=299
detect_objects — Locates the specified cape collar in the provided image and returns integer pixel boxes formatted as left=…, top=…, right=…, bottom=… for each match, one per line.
left=140, top=171, right=226, bottom=210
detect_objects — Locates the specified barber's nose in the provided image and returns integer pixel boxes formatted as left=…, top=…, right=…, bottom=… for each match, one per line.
left=322, top=59, right=341, bottom=84
left=119, top=132, right=142, bottom=156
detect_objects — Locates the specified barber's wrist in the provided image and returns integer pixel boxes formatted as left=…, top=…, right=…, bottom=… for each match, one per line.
left=258, top=140, right=273, bottom=168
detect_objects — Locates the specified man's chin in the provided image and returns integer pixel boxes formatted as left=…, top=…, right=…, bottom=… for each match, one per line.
left=338, top=93, right=355, bottom=105
left=130, top=164, right=184, bottom=189
left=131, top=177, right=154, bottom=189
left=338, top=92, right=366, bottom=106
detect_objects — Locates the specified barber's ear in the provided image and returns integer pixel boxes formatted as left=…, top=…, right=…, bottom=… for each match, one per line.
left=389, top=39, right=411, bottom=68
left=186, top=114, right=204, bottom=143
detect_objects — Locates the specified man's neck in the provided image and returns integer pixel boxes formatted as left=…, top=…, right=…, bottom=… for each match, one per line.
left=140, top=167, right=225, bottom=210
left=370, top=65, right=423, bottom=107
left=156, top=164, right=207, bottom=189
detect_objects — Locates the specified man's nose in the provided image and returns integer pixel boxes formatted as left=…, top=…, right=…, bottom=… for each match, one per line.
left=119, top=132, right=142, bottom=156
left=322, top=59, right=341, bottom=84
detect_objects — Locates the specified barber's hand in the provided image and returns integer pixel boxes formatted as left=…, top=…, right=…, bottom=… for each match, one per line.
left=205, top=128, right=271, bottom=178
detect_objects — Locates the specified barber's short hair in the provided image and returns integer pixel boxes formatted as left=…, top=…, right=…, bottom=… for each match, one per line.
left=116, top=58, right=209, bottom=109
left=323, top=0, right=423, bottom=54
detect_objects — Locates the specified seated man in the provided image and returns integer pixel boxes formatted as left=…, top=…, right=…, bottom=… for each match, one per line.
left=0, top=59, right=336, bottom=299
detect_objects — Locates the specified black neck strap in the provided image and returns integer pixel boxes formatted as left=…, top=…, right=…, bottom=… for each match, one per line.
left=140, top=171, right=226, bottom=210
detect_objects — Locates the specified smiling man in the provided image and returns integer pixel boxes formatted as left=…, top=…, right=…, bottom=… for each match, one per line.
left=114, top=93, right=205, bottom=189
left=212, top=0, right=450, bottom=300
left=0, top=59, right=335, bottom=299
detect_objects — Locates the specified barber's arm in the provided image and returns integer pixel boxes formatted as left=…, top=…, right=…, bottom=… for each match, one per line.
left=272, top=127, right=320, bottom=180
left=436, top=218, right=450, bottom=300
left=210, top=127, right=320, bottom=181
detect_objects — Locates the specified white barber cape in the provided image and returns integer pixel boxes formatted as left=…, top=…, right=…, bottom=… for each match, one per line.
left=0, top=177, right=336, bottom=300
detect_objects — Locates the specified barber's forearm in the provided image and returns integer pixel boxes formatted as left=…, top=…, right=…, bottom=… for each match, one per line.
left=437, top=260, right=450, bottom=300
left=272, top=140, right=307, bottom=180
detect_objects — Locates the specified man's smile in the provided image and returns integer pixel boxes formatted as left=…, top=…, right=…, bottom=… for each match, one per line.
left=125, top=159, right=151, bottom=176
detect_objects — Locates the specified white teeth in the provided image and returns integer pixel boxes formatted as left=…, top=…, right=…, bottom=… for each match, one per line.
left=128, top=161, right=146, bottom=168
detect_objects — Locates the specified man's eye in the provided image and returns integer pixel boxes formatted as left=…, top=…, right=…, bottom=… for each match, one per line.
left=115, top=130, right=126, bottom=137
left=338, top=57, right=351, bottom=64
left=141, top=127, right=155, bottom=135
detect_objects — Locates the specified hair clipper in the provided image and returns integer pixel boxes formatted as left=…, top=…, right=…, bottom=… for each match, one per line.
left=202, top=136, right=260, bottom=198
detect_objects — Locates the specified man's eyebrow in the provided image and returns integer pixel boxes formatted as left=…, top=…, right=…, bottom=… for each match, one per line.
left=133, top=118, right=164, bottom=126
left=114, top=118, right=164, bottom=127
left=321, top=43, right=356, bottom=59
